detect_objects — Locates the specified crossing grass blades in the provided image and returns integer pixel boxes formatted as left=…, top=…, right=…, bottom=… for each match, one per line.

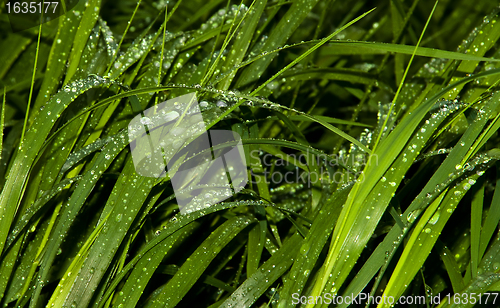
left=1, top=0, right=500, bottom=307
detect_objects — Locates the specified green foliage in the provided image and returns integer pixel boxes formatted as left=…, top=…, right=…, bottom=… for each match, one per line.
left=1, top=0, right=500, bottom=307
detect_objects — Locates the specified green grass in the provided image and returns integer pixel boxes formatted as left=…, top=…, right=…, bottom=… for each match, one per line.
left=1, top=0, right=500, bottom=307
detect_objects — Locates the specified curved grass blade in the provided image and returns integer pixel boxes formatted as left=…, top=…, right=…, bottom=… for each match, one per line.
left=235, top=0, right=322, bottom=88
left=220, top=233, right=303, bottom=308
left=32, top=0, right=87, bottom=113
left=109, top=223, right=198, bottom=308
left=5, top=176, right=81, bottom=250
left=378, top=95, right=500, bottom=305
left=0, top=75, right=112, bottom=256
left=321, top=40, right=500, bottom=62
left=151, top=216, right=256, bottom=307
left=278, top=184, right=352, bottom=305
left=64, top=0, right=102, bottom=83
left=31, top=130, right=129, bottom=307
left=249, top=8, right=376, bottom=95
left=96, top=200, right=267, bottom=308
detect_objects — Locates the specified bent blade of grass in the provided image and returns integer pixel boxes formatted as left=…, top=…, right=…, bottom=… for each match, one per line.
left=55, top=83, right=365, bottom=154
left=30, top=130, right=129, bottom=307
left=181, top=7, right=244, bottom=51
left=191, top=87, right=373, bottom=153
left=217, top=0, right=266, bottom=90
left=479, top=168, right=500, bottom=259
left=97, top=200, right=265, bottom=308
left=108, top=34, right=155, bottom=80
left=288, top=115, right=370, bottom=127
left=201, top=0, right=255, bottom=87
left=4, top=176, right=81, bottom=250
left=441, top=245, right=466, bottom=293
left=220, top=233, right=303, bottom=308
left=278, top=184, right=352, bottom=306
left=185, top=136, right=355, bottom=173
left=341, top=122, right=500, bottom=307
left=477, top=229, right=500, bottom=279
left=56, top=157, right=156, bottom=308
left=235, top=0, right=322, bottom=88
left=152, top=216, right=256, bottom=308
left=307, top=68, right=500, bottom=304
left=53, top=82, right=361, bottom=174
left=46, top=210, right=112, bottom=308
left=64, top=0, right=102, bottom=84
left=112, top=224, right=197, bottom=308
left=321, top=40, right=500, bottom=62
left=381, top=162, right=498, bottom=308
left=250, top=8, right=376, bottom=96
left=470, top=182, right=485, bottom=278
left=32, top=0, right=87, bottom=113
left=246, top=123, right=269, bottom=277
left=437, top=272, right=500, bottom=308
left=280, top=67, right=386, bottom=87
left=59, top=136, right=113, bottom=175
left=378, top=92, right=500, bottom=305
left=373, top=0, right=438, bottom=152
left=0, top=238, right=23, bottom=304
left=297, top=112, right=371, bottom=154
left=0, top=75, right=112, bottom=256
left=313, top=91, right=461, bottom=305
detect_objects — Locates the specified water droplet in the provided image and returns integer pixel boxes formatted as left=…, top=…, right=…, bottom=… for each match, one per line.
left=140, top=117, right=153, bottom=125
